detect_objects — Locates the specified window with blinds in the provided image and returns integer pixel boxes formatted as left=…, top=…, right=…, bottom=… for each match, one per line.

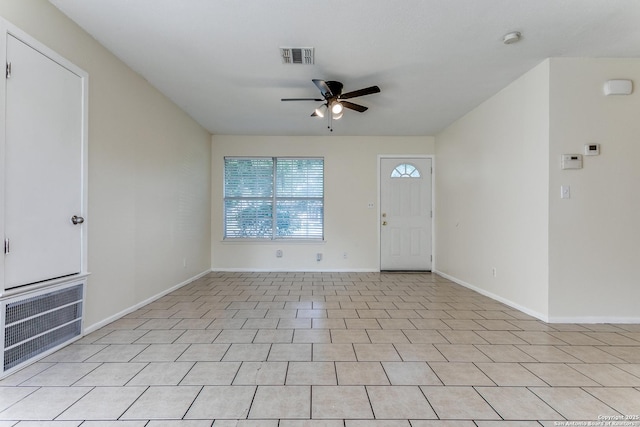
left=224, top=157, right=324, bottom=239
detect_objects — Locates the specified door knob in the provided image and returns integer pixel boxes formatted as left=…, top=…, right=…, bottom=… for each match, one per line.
left=71, top=215, right=85, bottom=225
left=382, top=221, right=387, bottom=226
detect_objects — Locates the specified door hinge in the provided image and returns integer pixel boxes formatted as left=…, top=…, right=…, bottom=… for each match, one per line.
left=430, top=210, right=433, bottom=218
left=4, top=238, right=9, bottom=254
left=430, top=255, right=433, bottom=262
left=6, top=62, right=11, bottom=79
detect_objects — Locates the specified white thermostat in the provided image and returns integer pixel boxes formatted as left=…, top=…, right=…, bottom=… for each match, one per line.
left=561, top=154, right=583, bottom=170
left=584, top=143, right=600, bottom=156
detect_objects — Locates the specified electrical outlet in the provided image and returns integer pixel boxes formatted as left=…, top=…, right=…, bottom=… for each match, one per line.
left=276, top=249, right=283, bottom=258
left=491, top=267, right=497, bottom=277
left=316, top=253, right=323, bottom=262
left=343, top=252, right=348, bottom=259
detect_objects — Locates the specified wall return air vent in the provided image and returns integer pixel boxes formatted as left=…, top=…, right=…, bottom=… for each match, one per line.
left=280, top=47, right=314, bottom=64
left=2, top=281, right=85, bottom=377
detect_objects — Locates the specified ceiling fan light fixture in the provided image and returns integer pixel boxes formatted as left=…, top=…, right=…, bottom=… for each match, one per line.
left=281, top=79, right=381, bottom=131
left=314, top=104, right=327, bottom=118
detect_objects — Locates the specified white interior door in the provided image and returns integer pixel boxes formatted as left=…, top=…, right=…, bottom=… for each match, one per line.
left=380, top=157, right=432, bottom=271
left=4, top=35, right=84, bottom=288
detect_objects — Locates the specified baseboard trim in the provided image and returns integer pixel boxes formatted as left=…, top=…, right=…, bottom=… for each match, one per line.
left=84, top=269, right=212, bottom=334
left=434, top=271, right=640, bottom=324
left=434, top=270, right=550, bottom=323
left=547, top=315, right=640, bottom=324
left=210, top=268, right=378, bottom=273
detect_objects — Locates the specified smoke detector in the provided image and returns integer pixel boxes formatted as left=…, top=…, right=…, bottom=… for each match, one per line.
left=280, top=47, right=314, bottom=64
left=502, top=31, right=522, bottom=45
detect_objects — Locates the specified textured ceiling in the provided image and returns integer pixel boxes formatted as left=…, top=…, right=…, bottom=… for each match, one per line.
left=50, top=0, right=640, bottom=136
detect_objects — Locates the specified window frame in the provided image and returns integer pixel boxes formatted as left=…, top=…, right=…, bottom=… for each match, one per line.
left=390, top=162, right=421, bottom=178
left=223, top=156, right=324, bottom=241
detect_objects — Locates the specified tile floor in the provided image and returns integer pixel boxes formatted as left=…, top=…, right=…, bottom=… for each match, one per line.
left=1, top=272, right=640, bottom=426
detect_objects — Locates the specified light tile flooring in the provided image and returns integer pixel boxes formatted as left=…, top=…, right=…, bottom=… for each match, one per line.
left=2, top=272, right=640, bottom=426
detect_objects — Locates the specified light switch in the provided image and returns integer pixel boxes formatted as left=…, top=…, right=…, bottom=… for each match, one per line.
left=561, top=185, right=571, bottom=199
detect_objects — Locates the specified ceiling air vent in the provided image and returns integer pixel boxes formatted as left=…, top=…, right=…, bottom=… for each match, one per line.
left=280, top=47, right=314, bottom=65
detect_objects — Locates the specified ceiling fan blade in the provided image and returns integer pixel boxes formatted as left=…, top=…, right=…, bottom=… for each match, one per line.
left=341, top=101, right=368, bottom=113
left=339, top=85, right=381, bottom=100
left=281, top=98, right=324, bottom=101
left=312, top=79, right=333, bottom=98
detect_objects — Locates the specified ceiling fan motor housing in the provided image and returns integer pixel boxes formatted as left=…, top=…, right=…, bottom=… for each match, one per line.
left=325, top=81, right=343, bottom=97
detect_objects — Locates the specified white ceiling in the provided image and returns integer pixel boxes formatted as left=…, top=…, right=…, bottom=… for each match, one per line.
left=50, top=0, right=640, bottom=136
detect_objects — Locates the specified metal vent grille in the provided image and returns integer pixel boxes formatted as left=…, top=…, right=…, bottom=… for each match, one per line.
left=280, top=47, right=314, bottom=64
left=6, top=285, right=83, bottom=324
left=3, top=283, right=84, bottom=372
left=4, top=321, right=81, bottom=371
left=5, top=303, right=82, bottom=347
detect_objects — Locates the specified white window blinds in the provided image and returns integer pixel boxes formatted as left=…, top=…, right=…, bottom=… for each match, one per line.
left=224, top=157, right=324, bottom=239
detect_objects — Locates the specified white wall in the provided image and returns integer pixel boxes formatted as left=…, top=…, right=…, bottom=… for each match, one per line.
left=548, top=58, right=640, bottom=322
left=0, top=1, right=212, bottom=328
left=211, top=135, right=434, bottom=271
left=435, top=61, right=550, bottom=319
left=436, top=57, right=640, bottom=323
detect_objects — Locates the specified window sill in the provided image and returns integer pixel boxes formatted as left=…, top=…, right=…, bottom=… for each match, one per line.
left=221, top=239, right=326, bottom=245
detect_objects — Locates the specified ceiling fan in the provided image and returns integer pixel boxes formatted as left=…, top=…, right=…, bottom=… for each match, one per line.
left=281, top=79, right=381, bottom=131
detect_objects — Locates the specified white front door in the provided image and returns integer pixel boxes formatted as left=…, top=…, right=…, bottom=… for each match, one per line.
left=380, top=157, right=432, bottom=271
left=4, top=35, right=84, bottom=288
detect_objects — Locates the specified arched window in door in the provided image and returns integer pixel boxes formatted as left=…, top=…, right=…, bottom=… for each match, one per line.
left=390, top=163, right=421, bottom=178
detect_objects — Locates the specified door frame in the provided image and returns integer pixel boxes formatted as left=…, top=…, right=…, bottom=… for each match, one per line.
left=378, top=155, right=435, bottom=271
left=0, top=19, right=89, bottom=295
